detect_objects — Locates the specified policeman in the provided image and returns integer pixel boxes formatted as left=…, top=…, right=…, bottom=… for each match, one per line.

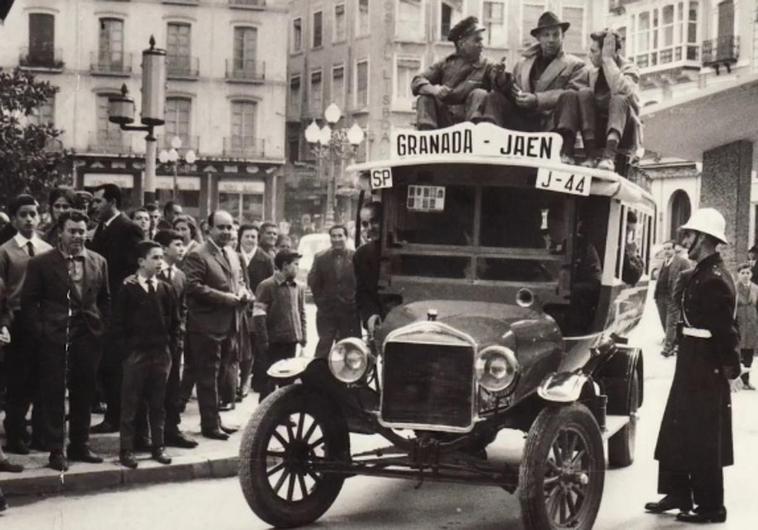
left=411, top=16, right=506, bottom=130
left=645, top=208, right=740, bottom=523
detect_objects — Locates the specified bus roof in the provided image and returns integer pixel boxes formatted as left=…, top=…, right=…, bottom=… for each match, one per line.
left=346, top=123, right=655, bottom=209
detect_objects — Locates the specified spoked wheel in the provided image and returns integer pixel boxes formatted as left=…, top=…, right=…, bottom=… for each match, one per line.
left=239, top=384, right=350, bottom=528
left=519, top=404, right=605, bottom=530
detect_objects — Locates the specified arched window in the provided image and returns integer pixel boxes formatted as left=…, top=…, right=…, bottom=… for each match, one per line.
left=669, top=190, right=691, bottom=240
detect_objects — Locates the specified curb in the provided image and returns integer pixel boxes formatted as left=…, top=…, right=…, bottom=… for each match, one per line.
left=3, top=453, right=240, bottom=498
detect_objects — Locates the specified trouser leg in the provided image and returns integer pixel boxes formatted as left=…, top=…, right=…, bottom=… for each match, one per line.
left=3, top=333, right=35, bottom=444
left=315, top=310, right=338, bottom=360
left=692, top=465, right=724, bottom=509
left=217, top=335, right=238, bottom=405
left=657, top=463, right=693, bottom=502
left=119, top=354, right=147, bottom=452
left=189, top=333, right=222, bottom=431
left=464, top=88, right=488, bottom=121
left=336, top=306, right=362, bottom=341
left=741, top=348, right=754, bottom=384
left=147, top=352, right=171, bottom=449
left=179, top=337, right=198, bottom=407
left=607, top=95, right=633, bottom=148
left=553, top=91, right=580, bottom=155
left=655, top=297, right=667, bottom=329
left=39, top=343, right=66, bottom=451
left=101, top=332, right=123, bottom=426
left=479, top=91, right=540, bottom=131
left=416, top=95, right=451, bottom=130
left=67, top=334, right=100, bottom=448
left=577, top=88, right=597, bottom=150
left=164, top=345, right=183, bottom=434
left=663, top=300, right=680, bottom=354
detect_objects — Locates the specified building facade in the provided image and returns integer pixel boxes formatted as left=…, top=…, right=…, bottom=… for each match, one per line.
left=607, top=0, right=758, bottom=245
left=0, top=0, right=288, bottom=223
left=284, top=0, right=607, bottom=233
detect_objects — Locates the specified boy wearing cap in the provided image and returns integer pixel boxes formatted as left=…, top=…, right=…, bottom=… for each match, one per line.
left=253, top=250, right=306, bottom=401
left=411, top=16, right=507, bottom=130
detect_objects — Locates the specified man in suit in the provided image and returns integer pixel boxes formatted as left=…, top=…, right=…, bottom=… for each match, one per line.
left=553, top=30, right=642, bottom=169
left=183, top=210, right=250, bottom=440
left=88, top=183, right=144, bottom=433
left=0, top=195, right=53, bottom=454
left=21, top=211, right=109, bottom=471
left=654, top=240, right=691, bottom=357
left=411, top=16, right=505, bottom=130
left=238, top=224, right=274, bottom=397
left=354, top=202, right=385, bottom=336
left=479, top=11, right=586, bottom=154
left=309, top=225, right=360, bottom=359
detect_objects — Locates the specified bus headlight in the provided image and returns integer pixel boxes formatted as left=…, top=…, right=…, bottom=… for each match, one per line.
left=328, top=338, right=373, bottom=384
left=475, top=345, right=519, bottom=393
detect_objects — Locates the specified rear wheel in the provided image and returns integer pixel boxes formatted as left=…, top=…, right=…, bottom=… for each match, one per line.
left=239, top=384, right=350, bottom=528
left=608, top=370, right=640, bottom=467
left=519, top=404, right=605, bottom=530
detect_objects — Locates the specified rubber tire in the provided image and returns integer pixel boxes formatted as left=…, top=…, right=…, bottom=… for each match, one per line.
left=239, top=384, right=350, bottom=528
left=518, top=403, right=605, bottom=530
left=608, top=370, right=639, bottom=468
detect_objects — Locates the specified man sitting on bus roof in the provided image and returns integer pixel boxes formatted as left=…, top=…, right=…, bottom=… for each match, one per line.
left=411, top=16, right=507, bottom=130
left=553, top=30, right=641, bottom=171
left=476, top=11, right=586, bottom=157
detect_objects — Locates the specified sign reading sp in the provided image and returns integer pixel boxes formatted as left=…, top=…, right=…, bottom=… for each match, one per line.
left=370, top=168, right=393, bottom=190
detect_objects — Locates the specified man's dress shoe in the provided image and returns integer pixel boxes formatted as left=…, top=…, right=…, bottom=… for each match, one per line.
left=676, top=506, right=727, bottom=523
left=48, top=451, right=68, bottom=471
left=644, top=495, right=692, bottom=513
left=219, top=424, right=238, bottom=435
left=0, top=459, right=24, bottom=473
left=67, top=445, right=104, bottom=463
left=201, top=429, right=229, bottom=441
left=119, top=451, right=138, bottom=469
left=152, top=447, right=172, bottom=465
left=165, top=431, right=198, bottom=449
left=218, top=402, right=235, bottom=411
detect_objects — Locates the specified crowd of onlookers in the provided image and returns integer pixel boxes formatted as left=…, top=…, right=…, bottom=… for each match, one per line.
left=0, top=183, right=364, bottom=512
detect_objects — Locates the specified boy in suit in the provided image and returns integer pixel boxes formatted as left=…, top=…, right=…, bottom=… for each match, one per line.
left=0, top=194, right=53, bottom=453
left=115, top=240, right=180, bottom=468
left=254, top=249, right=306, bottom=400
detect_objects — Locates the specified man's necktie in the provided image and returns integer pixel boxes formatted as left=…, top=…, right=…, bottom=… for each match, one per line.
left=26, top=241, right=35, bottom=257
left=148, top=279, right=156, bottom=295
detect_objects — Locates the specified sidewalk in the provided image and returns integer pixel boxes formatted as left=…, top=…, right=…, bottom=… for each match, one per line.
left=1, top=393, right=258, bottom=498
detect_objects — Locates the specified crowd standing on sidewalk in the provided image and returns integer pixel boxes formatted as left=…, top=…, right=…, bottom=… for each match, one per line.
left=0, top=182, right=362, bottom=512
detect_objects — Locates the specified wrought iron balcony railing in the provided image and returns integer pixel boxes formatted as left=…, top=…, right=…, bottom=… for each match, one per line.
left=229, top=0, right=266, bottom=8
left=160, top=135, right=200, bottom=154
left=167, top=55, right=200, bottom=79
left=702, top=35, right=739, bottom=72
left=225, top=59, right=265, bottom=82
left=19, top=46, right=64, bottom=71
left=90, top=51, right=133, bottom=75
left=223, top=136, right=265, bottom=158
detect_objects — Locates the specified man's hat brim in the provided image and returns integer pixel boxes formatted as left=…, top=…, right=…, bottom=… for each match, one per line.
left=531, top=21, right=570, bottom=37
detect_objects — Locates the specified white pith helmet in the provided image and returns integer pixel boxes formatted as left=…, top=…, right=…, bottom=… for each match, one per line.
left=679, top=207, right=728, bottom=244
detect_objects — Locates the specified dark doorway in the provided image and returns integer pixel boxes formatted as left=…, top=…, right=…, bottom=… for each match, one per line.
left=669, top=190, right=691, bottom=240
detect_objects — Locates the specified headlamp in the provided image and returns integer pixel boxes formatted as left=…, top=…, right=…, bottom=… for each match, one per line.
left=475, top=345, right=519, bottom=393
left=328, top=338, right=373, bottom=384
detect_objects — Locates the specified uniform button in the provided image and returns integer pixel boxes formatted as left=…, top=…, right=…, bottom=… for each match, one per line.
left=714, top=369, right=720, bottom=374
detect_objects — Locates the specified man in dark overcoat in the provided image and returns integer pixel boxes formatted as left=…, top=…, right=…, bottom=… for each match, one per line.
left=353, top=202, right=384, bottom=336
left=654, top=240, right=691, bottom=357
left=645, top=208, right=740, bottom=523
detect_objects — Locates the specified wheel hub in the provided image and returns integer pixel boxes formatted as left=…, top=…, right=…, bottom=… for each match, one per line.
left=284, top=440, right=311, bottom=474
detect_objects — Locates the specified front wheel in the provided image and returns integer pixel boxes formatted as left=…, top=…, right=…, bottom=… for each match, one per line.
left=518, top=404, right=605, bottom=530
left=239, top=384, right=350, bottom=528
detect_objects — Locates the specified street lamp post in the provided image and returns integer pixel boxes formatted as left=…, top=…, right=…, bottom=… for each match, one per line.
left=108, top=36, right=166, bottom=204
left=304, top=103, right=364, bottom=225
left=158, top=136, right=197, bottom=200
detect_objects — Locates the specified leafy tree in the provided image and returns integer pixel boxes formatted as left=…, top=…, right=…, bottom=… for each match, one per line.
left=0, top=67, right=70, bottom=209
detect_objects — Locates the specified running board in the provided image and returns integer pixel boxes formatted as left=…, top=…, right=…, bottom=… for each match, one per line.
left=603, top=414, right=631, bottom=439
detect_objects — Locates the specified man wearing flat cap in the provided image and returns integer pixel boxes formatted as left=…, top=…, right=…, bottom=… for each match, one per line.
left=411, top=16, right=507, bottom=130
left=553, top=30, right=641, bottom=170
left=479, top=11, right=586, bottom=147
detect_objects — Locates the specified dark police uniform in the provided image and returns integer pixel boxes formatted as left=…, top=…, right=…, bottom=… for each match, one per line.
left=654, top=252, right=740, bottom=509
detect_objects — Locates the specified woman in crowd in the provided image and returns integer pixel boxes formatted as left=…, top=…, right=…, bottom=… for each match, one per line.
left=736, top=262, right=758, bottom=390
left=43, top=187, right=76, bottom=246
left=172, top=214, right=203, bottom=256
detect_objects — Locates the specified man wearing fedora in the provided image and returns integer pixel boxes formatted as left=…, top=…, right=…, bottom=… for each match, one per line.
left=645, top=208, right=739, bottom=523
left=411, top=16, right=507, bottom=130
left=479, top=11, right=586, bottom=142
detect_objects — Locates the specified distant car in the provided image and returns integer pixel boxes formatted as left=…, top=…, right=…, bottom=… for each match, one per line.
left=296, top=232, right=354, bottom=292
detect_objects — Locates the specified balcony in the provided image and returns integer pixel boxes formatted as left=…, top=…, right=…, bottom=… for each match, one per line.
left=225, top=59, right=265, bottom=83
left=162, top=0, right=199, bottom=4
left=160, top=135, right=200, bottom=154
left=223, top=136, right=265, bottom=159
left=88, top=131, right=132, bottom=155
left=702, top=35, right=739, bottom=73
left=167, top=55, right=199, bottom=79
left=229, top=0, right=265, bottom=8
left=90, top=52, right=132, bottom=76
left=18, top=46, right=64, bottom=72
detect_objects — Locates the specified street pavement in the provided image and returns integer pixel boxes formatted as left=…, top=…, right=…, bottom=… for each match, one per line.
left=4, top=293, right=758, bottom=528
